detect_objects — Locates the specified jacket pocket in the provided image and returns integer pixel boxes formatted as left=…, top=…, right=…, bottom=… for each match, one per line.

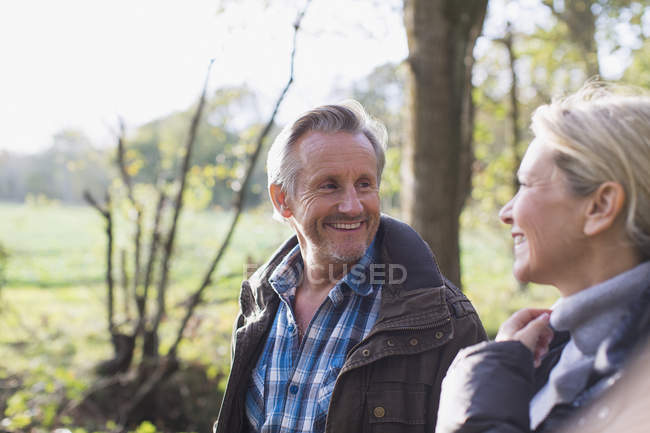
left=366, top=389, right=427, bottom=433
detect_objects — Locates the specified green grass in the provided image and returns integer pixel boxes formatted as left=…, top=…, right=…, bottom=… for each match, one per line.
left=0, top=201, right=560, bottom=354
left=0, top=201, right=294, bottom=431
left=0, top=201, right=560, bottom=430
left=0, top=201, right=293, bottom=366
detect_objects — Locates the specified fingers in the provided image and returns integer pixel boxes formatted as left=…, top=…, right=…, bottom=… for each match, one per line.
left=494, top=308, right=554, bottom=367
left=517, top=312, right=552, bottom=366
left=532, top=318, right=554, bottom=367
left=496, top=308, right=553, bottom=342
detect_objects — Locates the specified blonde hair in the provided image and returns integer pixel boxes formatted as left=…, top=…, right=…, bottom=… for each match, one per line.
left=267, top=100, right=387, bottom=220
left=531, top=82, right=650, bottom=258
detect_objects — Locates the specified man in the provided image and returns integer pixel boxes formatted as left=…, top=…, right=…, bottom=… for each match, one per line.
left=214, top=101, right=486, bottom=433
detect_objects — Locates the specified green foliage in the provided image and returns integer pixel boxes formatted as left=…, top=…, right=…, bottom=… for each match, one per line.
left=134, top=420, right=158, bottom=433
left=470, top=0, right=650, bottom=234
left=2, top=2, right=649, bottom=430
left=380, top=146, right=402, bottom=210
left=127, top=85, right=269, bottom=210
left=340, top=62, right=408, bottom=209
left=0, top=202, right=292, bottom=431
left=0, top=200, right=553, bottom=430
left=0, top=85, right=270, bottom=211
left=0, top=129, right=112, bottom=204
left=624, top=37, right=650, bottom=88
left=0, top=241, right=7, bottom=290
left=2, top=361, right=86, bottom=431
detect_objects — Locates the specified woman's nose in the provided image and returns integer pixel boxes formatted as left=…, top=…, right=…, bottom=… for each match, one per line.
left=499, top=197, right=514, bottom=225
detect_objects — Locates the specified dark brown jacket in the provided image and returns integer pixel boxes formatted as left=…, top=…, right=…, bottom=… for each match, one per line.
left=214, top=215, right=487, bottom=433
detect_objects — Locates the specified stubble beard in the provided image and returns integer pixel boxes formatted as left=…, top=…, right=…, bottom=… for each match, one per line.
left=311, top=214, right=378, bottom=267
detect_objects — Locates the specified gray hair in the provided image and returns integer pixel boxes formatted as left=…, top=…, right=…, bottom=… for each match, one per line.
left=531, top=81, right=650, bottom=259
left=267, top=100, right=387, bottom=219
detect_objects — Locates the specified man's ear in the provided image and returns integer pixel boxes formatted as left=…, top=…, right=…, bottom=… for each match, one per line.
left=269, top=183, right=293, bottom=218
left=584, top=181, right=625, bottom=236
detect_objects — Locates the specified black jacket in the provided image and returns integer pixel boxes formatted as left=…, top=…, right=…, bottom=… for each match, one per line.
left=436, top=276, right=650, bottom=433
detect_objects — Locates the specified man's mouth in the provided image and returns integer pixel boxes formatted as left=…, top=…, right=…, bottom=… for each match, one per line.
left=328, top=221, right=363, bottom=230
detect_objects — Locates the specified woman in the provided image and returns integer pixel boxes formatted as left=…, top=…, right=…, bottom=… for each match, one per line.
left=436, top=82, right=650, bottom=433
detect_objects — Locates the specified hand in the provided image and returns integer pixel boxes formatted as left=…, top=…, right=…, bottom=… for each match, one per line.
left=496, top=308, right=554, bottom=367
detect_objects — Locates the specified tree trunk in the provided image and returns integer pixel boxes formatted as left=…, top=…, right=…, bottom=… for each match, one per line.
left=402, top=0, right=487, bottom=287
left=543, top=0, right=600, bottom=77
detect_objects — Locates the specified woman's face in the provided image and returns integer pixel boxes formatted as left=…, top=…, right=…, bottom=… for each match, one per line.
left=499, top=139, right=591, bottom=292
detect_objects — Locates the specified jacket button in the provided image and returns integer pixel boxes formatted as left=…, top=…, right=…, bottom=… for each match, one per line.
left=362, top=349, right=371, bottom=357
left=373, top=406, right=386, bottom=418
left=386, top=339, right=395, bottom=347
left=409, top=338, right=419, bottom=346
left=435, top=331, right=444, bottom=339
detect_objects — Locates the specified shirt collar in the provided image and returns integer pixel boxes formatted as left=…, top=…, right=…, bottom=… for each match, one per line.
left=268, top=243, right=303, bottom=297
left=340, top=238, right=378, bottom=297
left=268, top=237, right=380, bottom=306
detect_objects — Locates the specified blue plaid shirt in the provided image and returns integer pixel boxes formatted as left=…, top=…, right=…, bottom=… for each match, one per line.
left=244, top=240, right=382, bottom=433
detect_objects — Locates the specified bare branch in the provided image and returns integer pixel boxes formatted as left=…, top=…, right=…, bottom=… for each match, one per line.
left=114, top=121, right=145, bottom=332
left=137, top=188, right=167, bottom=332
left=120, top=249, right=131, bottom=320
left=151, top=59, right=216, bottom=334
left=168, top=0, right=313, bottom=357
left=119, top=2, right=311, bottom=423
left=83, top=190, right=107, bottom=217
left=116, top=118, right=135, bottom=202
left=84, top=190, right=115, bottom=332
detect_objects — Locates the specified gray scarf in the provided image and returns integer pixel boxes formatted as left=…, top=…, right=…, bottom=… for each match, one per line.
left=529, top=261, right=650, bottom=429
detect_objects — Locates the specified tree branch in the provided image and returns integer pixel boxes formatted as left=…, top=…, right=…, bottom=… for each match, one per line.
left=151, top=59, right=215, bottom=335
left=169, top=0, right=312, bottom=357
left=115, top=121, right=144, bottom=329
left=118, top=2, right=311, bottom=424
left=137, top=187, right=167, bottom=333
left=84, top=190, right=114, bottom=332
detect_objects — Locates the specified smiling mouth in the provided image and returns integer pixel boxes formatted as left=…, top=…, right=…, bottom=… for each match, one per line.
left=328, top=222, right=363, bottom=230
left=513, top=234, right=527, bottom=245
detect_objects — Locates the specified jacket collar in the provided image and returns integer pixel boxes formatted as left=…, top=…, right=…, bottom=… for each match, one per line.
left=243, top=214, right=450, bottom=329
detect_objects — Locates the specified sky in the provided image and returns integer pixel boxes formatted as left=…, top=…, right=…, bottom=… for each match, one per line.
left=1, top=0, right=644, bottom=155
left=0, top=0, right=407, bottom=154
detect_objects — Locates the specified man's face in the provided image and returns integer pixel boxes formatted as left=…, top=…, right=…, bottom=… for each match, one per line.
left=279, top=131, right=381, bottom=269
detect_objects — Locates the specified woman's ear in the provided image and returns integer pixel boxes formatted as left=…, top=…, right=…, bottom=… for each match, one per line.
left=584, top=181, right=625, bottom=236
left=269, top=183, right=293, bottom=218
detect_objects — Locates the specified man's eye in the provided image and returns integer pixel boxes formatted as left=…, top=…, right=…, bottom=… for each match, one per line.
left=321, top=183, right=337, bottom=190
left=358, top=181, right=371, bottom=188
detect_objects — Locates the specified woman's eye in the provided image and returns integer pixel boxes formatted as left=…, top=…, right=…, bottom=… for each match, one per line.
left=321, top=183, right=337, bottom=190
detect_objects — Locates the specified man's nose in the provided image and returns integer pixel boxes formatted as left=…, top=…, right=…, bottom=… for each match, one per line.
left=338, top=186, right=363, bottom=215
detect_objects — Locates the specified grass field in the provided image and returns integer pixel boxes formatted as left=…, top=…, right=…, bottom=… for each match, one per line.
left=0, top=201, right=559, bottom=431
left=0, top=201, right=294, bottom=368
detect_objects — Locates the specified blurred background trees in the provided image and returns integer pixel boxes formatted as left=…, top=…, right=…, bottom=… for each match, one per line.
left=1, top=0, right=649, bottom=431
